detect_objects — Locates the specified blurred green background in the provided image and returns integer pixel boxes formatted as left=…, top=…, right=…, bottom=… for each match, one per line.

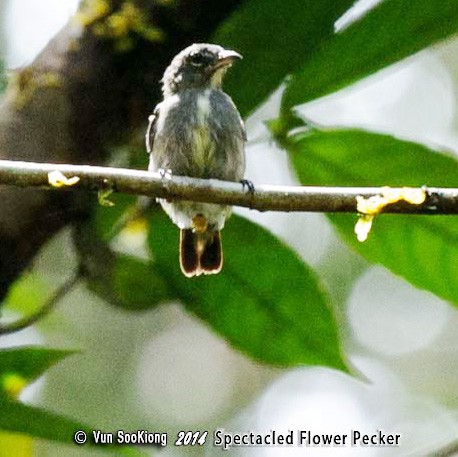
left=1, top=1, right=458, bottom=456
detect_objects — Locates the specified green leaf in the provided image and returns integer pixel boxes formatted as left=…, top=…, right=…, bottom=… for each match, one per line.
left=0, top=348, right=142, bottom=454
left=0, top=347, right=75, bottom=385
left=0, top=400, right=146, bottom=457
left=214, top=0, right=355, bottom=117
left=89, top=199, right=171, bottom=310
left=111, top=254, right=171, bottom=310
left=82, top=240, right=170, bottom=311
left=3, top=272, right=50, bottom=315
left=148, top=211, right=348, bottom=371
left=289, top=129, right=458, bottom=306
left=94, top=193, right=137, bottom=241
left=282, top=0, right=458, bottom=113
left=0, top=349, right=146, bottom=455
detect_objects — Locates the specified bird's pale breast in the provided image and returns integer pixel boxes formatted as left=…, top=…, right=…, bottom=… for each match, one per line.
left=192, top=89, right=216, bottom=172
left=150, top=87, right=244, bottom=230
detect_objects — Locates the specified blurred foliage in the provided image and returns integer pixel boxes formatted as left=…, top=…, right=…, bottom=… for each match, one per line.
left=0, top=402, right=145, bottom=457
left=0, top=432, right=32, bottom=457
left=94, top=193, right=138, bottom=240
left=93, top=204, right=347, bottom=368
left=290, top=130, right=458, bottom=306
left=281, top=0, right=458, bottom=117
left=148, top=212, right=348, bottom=370
left=3, top=272, right=51, bottom=315
left=215, top=0, right=355, bottom=117
left=87, top=248, right=171, bottom=311
left=2, top=0, right=458, bottom=451
left=0, top=348, right=145, bottom=455
left=89, top=193, right=171, bottom=310
left=0, top=347, right=75, bottom=388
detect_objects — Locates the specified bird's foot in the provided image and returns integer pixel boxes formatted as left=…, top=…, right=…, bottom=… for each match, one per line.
left=156, top=168, right=173, bottom=202
left=158, top=168, right=172, bottom=180
left=240, top=179, right=255, bottom=209
left=240, top=179, right=255, bottom=193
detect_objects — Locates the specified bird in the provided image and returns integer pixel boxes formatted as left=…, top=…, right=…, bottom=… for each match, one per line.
left=146, top=43, right=246, bottom=277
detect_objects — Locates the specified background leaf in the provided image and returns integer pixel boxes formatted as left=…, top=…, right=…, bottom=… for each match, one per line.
left=0, top=401, right=146, bottom=457
left=0, top=347, right=75, bottom=385
left=214, top=0, right=355, bottom=117
left=148, top=211, right=348, bottom=371
left=94, top=194, right=138, bottom=241
left=289, top=129, right=458, bottom=306
left=82, top=238, right=170, bottom=311
left=282, top=0, right=458, bottom=112
left=111, top=254, right=171, bottom=310
left=3, top=272, right=51, bottom=315
left=89, top=199, right=171, bottom=310
left=0, top=348, right=146, bottom=455
left=0, top=431, right=32, bottom=457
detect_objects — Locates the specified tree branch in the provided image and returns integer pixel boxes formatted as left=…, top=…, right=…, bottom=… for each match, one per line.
left=0, top=160, right=457, bottom=214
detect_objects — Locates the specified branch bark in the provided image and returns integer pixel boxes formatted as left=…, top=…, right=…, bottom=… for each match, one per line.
left=1, top=160, right=457, bottom=214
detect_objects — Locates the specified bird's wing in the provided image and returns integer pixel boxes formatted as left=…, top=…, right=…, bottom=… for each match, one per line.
left=240, top=117, right=247, bottom=142
left=145, top=105, right=160, bottom=154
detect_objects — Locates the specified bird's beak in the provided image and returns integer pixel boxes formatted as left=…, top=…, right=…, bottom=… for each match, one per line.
left=216, top=49, right=243, bottom=68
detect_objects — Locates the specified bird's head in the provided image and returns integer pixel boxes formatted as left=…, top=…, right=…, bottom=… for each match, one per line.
left=161, top=43, right=242, bottom=96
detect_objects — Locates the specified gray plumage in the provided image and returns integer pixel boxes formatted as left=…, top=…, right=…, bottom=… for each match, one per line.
left=146, top=43, right=245, bottom=276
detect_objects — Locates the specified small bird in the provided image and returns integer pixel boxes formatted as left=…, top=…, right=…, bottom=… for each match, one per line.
left=146, top=43, right=246, bottom=277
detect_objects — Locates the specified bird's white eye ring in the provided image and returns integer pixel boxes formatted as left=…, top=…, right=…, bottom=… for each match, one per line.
left=189, top=52, right=211, bottom=67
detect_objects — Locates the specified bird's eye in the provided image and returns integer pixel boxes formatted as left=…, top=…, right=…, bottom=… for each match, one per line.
left=189, top=52, right=211, bottom=67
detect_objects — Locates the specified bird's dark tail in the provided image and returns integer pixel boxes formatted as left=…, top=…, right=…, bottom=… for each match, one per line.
left=180, top=229, right=223, bottom=277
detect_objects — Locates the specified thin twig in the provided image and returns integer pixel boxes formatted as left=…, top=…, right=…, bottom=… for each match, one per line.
left=0, top=195, right=153, bottom=336
left=0, top=160, right=457, bottom=214
left=0, top=272, right=80, bottom=335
